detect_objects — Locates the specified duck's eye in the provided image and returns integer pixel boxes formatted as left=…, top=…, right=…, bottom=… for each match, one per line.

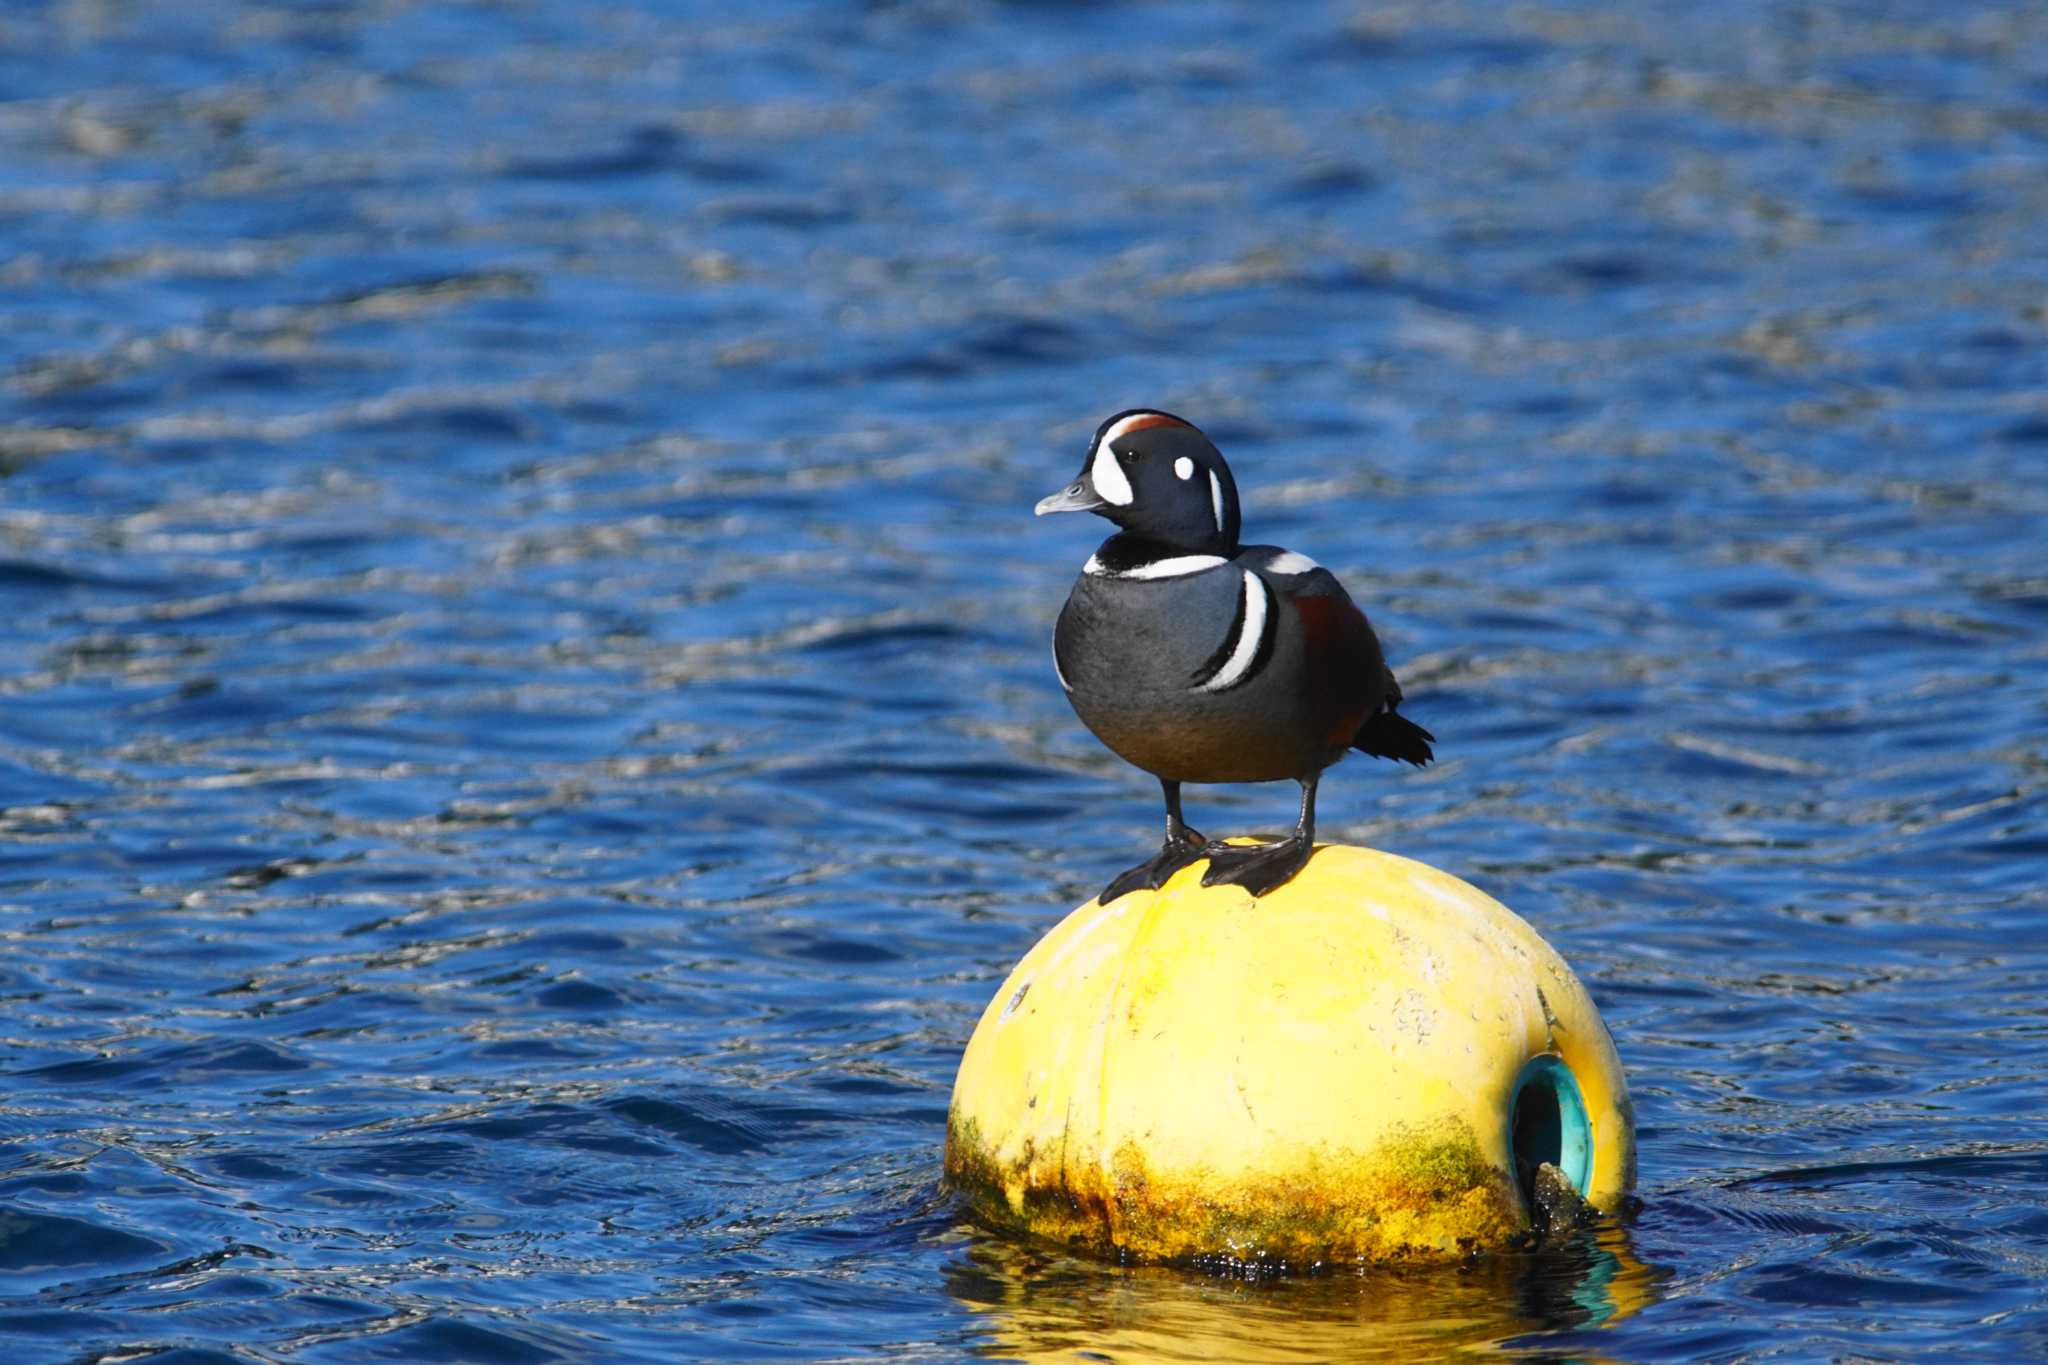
left=1123, top=449, right=1145, bottom=462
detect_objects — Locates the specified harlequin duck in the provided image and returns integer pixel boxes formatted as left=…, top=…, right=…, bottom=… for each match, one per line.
left=1035, top=409, right=1434, bottom=902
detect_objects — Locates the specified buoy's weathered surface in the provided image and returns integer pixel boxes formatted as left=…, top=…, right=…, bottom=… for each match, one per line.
left=946, top=844, right=1634, bottom=1266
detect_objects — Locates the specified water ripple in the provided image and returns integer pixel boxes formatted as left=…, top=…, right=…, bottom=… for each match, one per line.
left=1, top=0, right=2046, bottom=1360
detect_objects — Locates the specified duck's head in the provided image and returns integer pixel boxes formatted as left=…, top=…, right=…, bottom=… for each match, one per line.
left=1033, top=409, right=1241, bottom=553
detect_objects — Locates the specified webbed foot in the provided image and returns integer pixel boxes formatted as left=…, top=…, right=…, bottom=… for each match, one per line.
left=1098, top=828, right=1208, bottom=904
left=1197, top=834, right=1314, bottom=898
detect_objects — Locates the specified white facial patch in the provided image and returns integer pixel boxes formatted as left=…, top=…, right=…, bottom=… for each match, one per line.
left=1264, top=550, right=1320, bottom=575
left=1089, top=441, right=1133, bottom=506
left=1198, top=571, right=1271, bottom=692
left=1173, top=456, right=1194, bottom=481
left=1207, top=470, right=1225, bottom=533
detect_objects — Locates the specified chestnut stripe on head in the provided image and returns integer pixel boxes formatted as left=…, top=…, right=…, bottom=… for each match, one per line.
left=1099, top=410, right=1192, bottom=447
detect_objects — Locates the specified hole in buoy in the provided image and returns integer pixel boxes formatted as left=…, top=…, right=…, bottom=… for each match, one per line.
left=1509, top=1055, right=1592, bottom=1213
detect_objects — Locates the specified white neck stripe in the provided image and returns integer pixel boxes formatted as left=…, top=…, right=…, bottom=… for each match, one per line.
left=1083, top=552, right=1228, bottom=580
left=1207, top=470, right=1225, bottom=534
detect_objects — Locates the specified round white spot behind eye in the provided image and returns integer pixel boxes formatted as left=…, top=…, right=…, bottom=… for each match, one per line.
left=1090, top=442, right=1133, bottom=506
left=1173, top=456, right=1194, bottom=481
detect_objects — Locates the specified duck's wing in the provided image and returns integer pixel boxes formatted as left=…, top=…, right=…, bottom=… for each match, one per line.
left=1241, top=547, right=1437, bottom=768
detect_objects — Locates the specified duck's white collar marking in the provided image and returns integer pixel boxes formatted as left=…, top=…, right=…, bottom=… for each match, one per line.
left=1264, top=550, right=1319, bottom=575
left=1083, top=552, right=1228, bottom=579
left=1207, top=470, right=1225, bottom=534
left=1173, top=456, right=1194, bottom=481
left=1089, top=440, right=1132, bottom=506
left=1198, top=570, right=1270, bottom=692
left=1052, top=641, right=1072, bottom=692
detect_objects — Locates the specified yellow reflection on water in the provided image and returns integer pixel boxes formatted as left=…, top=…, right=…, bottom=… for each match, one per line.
left=948, top=1222, right=1663, bottom=1364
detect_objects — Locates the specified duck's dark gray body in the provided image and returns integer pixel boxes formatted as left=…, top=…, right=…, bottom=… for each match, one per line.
left=1054, top=545, right=1389, bottom=786
left=1036, top=407, right=1431, bottom=900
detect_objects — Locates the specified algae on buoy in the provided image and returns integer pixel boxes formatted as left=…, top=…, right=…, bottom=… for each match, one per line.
left=945, top=843, right=1634, bottom=1267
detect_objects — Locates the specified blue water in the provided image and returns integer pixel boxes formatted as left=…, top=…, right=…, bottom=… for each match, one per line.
left=2, top=0, right=2046, bottom=1358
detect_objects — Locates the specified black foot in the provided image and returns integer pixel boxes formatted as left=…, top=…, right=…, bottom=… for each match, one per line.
left=1098, top=831, right=1207, bottom=904
left=1198, top=835, right=1314, bottom=897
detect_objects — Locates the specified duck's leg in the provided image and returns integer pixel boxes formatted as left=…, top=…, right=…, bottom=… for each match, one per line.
left=1098, top=780, right=1208, bottom=903
left=1199, top=774, right=1319, bottom=896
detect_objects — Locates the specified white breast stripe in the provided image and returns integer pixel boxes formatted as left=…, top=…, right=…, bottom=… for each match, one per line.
left=1052, top=640, right=1072, bottom=692
left=1265, top=550, right=1319, bottom=575
left=1207, top=470, right=1225, bottom=533
left=1086, top=553, right=1227, bottom=579
left=1089, top=441, right=1132, bottom=505
left=1199, top=571, right=1270, bottom=693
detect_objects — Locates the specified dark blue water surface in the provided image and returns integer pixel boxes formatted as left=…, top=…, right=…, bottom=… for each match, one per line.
left=3, top=0, right=2047, bottom=1359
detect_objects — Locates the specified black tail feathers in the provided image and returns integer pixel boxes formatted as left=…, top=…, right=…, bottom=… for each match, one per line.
left=1354, top=710, right=1435, bottom=767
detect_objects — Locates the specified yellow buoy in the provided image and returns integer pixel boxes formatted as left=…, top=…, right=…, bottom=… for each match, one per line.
left=945, top=843, right=1634, bottom=1266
